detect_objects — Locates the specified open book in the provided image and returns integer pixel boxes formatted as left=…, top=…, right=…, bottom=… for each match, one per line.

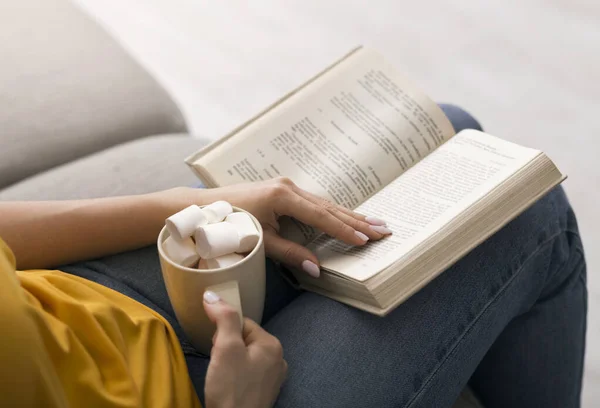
left=185, top=47, right=564, bottom=316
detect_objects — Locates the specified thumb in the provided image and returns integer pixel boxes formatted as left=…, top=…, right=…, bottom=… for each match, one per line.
left=203, top=291, right=244, bottom=347
left=264, top=232, right=321, bottom=278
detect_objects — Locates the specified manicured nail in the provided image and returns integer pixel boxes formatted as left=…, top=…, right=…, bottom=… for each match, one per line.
left=365, top=216, right=387, bottom=226
left=370, top=225, right=393, bottom=235
left=302, top=260, right=321, bottom=278
left=355, top=231, right=369, bottom=242
left=204, top=290, right=220, bottom=304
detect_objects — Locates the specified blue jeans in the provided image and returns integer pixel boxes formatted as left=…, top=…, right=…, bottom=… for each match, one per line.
left=62, top=105, right=587, bottom=408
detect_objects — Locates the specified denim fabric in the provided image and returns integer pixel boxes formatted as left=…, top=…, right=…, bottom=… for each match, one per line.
left=62, top=105, right=586, bottom=408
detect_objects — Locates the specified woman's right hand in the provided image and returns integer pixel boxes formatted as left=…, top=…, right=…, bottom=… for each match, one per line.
left=203, top=291, right=287, bottom=408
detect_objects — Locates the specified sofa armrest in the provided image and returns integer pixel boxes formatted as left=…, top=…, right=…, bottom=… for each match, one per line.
left=0, top=0, right=187, bottom=189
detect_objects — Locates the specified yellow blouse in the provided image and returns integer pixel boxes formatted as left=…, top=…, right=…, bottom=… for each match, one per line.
left=0, top=238, right=201, bottom=408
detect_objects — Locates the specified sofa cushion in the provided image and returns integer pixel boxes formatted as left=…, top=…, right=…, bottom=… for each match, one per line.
left=0, top=135, right=208, bottom=201
left=0, top=0, right=187, bottom=189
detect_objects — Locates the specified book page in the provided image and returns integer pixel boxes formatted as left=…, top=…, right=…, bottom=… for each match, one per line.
left=188, top=48, right=454, bottom=210
left=309, top=130, right=541, bottom=282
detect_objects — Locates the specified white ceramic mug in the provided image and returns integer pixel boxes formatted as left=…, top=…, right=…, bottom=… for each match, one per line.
left=157, top=206, right=266, bottom=355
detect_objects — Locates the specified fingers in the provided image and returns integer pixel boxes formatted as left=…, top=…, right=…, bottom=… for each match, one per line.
left=263, top=178, right=392, bottom=277
left=278, top=359, right=289, bottom=389
left=334, top=209, right=392, bottom=240
left=276, top=193, right=369, bottom=246
left=203, top=291, right=244, bottom=350
left=295, top=187, right=363, bottom=219
left=263, top=231, right=321, bottom=278
left=282, top=360, right=288, bottom=378
left=295, top=188, right=392, bottom=240
left=243, top=317, right=286, bottom=367
left=241, top=317, right=267, bottom=344
left=321, top=204, right=383, bottom=241
left=270, top=178, right=391, bottom=243
left=245, top=323, right=285, bottom=359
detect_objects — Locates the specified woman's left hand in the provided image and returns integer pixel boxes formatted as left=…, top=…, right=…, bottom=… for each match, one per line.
left=193, top=178, right=391, bottom=277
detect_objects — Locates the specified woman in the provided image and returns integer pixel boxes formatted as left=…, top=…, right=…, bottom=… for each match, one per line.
left=0, top=107, right=586, bottom=408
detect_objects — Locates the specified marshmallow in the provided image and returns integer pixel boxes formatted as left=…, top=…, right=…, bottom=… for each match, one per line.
left=166, top=205, right=207, bottom=241
left=203, top=201, right=233, bottom=223
left=162, top=236, right=200, bottom=267
left=204, top=253, right=244, bottom=269
left=225, top=212, right=260, bottom=253
left=195, top=222, right=241, bottom=259
left=196, top=259, right=208, bottom=269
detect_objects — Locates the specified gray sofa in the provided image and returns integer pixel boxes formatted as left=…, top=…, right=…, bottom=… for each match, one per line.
left=0, top=1, right=482, bottom=407
left=0, top=0, right=209, bottom=200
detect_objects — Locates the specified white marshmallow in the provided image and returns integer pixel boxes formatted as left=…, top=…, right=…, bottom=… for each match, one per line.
left=196, top=259, right=208, bottom=269
left=225, top=212, right=260, bottom=253
left=195, top=222, right=241, bottom=259
left=162, top=236, right=200, bottom=267
left=204, top=253, right=244, bottom=269
left=203, top=201, right=233, bottom=223
left=166, top=205, right=207, bottom=241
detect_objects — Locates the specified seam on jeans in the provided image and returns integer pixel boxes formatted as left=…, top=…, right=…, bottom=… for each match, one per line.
left=544, top=229, right=581, bottom=287
left=574, top=253, right=587, bottom=405
left=405, top=229, right=569, bottom=408
left=563, top=228, right=581, bottom=238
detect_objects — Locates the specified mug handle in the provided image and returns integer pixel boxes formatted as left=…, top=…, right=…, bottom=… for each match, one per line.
left=206, top=280, right=244, bottom=328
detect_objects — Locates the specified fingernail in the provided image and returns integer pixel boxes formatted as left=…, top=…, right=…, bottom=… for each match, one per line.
left=369, top=225, right=393, bottom=235
left=365, top=216, right=387, bottom=226
left=203, top=290, right=220, bottom=304
left=355, top=231, right=369, bottom=242
left=302, top=260, right=320, bottom=278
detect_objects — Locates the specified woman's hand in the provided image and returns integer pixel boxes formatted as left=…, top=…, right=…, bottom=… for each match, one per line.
left=203, top=291, right=287, bottom=408
left=0, top=180, right=389, bottom=270
left=200, top=177, right=391, bottom=277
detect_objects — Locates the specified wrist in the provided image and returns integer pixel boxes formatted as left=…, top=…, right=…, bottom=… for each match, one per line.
left=150, top=187, right=211, bottom=214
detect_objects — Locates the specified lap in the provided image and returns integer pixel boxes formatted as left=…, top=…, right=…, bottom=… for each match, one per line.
left=265, top=186, right=584, bottom=408
left=62, top=185, right=582, bottom=407
left=62, top=106, right=585, bottom=407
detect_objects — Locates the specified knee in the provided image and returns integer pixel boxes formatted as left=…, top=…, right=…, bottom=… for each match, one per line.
left=483, top=186, right=583, bottom=293
left=535, top=186, right=575, bottom=228
left=526, top=186, right=586, bottom=298
left=502, top=186, right=582, bottom=266
left=438, top=104, right=483, bottom=133
left=514, top=186, right=574, bottom=237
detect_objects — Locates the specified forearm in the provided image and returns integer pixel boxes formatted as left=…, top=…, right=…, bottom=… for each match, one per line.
left=0, top=187, right=213, bottom=270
